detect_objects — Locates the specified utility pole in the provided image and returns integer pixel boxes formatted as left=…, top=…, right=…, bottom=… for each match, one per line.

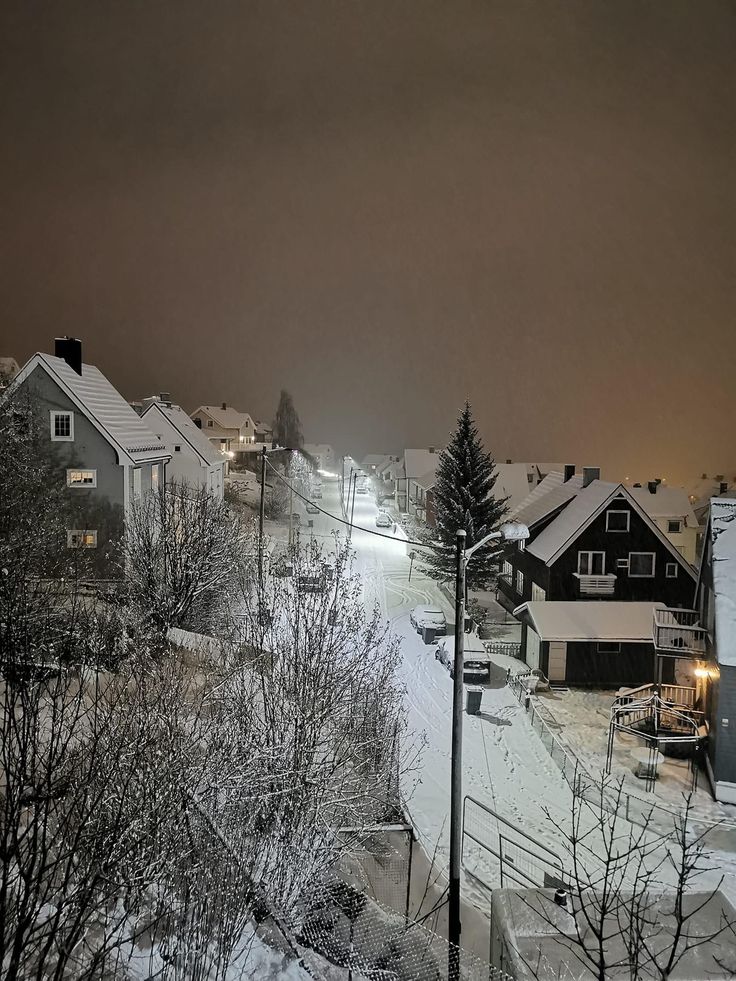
left=288, top=451, right=295, bottom=547
left=347, top=472, right=357, bottom=542
left=258, top=445, right=267, bottom=590
left=448, top=528, right=467, bottom=980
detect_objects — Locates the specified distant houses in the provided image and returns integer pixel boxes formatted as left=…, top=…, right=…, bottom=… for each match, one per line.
left=190, top=403, right=259, bottom=456
left=141, top=395, right=225, bottom=499
left=303, top=443, right=335, bottom=471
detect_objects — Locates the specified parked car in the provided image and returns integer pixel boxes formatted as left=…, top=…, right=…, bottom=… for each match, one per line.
left=306, top=502, right=320, bottom=514
left=410, top=606, right=447, bottom=635
left=375, top=511, right=392, bottom=528
left=313, top=486, right=322, bottom=499
left=435, top=633, right=491, bottom=680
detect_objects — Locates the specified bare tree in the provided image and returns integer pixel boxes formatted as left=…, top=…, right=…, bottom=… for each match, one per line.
left=521, top=775, right=736, bottom=980
left=121, top=481, right=255, bottom=636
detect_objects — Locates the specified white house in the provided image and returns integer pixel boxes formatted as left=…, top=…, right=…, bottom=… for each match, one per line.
left=304, top=443, right=335, bottom=471
left=142, top=395, right=225, bottom=499
left=628, top=483, right=699, bottom=566
left=190, top=403, right=258, bottom=455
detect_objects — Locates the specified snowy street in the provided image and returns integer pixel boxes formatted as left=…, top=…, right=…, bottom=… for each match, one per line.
left=291, top=471, right=736, bottom=910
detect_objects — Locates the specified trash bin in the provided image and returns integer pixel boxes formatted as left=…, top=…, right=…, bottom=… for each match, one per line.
left=422, top=626, right=436, bottom=645
left=466, top=687, right=483, bottom=715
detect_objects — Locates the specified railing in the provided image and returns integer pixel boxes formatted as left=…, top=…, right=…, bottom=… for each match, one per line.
left=653, top=607, right=707, bottom=655
left=484, top=641, right=523, bottom=659
left=573, top=573, right=616, bottom=596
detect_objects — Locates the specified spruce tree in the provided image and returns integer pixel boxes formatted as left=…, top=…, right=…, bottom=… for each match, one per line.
left=273, top=389, right=303, bottom=449
left=424, top=402, right=509, bottom=591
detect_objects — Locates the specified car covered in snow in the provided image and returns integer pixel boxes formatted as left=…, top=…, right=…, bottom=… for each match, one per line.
left=435, top=633, right=491, bottom=680
left=410, top=606, right=447, bottom=635
left=375, top=511, right=392, bottom=528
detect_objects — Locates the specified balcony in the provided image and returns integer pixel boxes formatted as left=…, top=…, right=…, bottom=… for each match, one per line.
left=573, top=573, right=617, bottom=596
left=653, top=608, right=707, bottom=656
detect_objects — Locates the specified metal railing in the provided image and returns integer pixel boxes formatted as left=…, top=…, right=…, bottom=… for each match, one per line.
left=653, top=607, right=707, bottom=654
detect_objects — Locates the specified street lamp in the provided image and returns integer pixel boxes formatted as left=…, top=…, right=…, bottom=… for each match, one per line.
left=448, top=521, right=529, bottom=979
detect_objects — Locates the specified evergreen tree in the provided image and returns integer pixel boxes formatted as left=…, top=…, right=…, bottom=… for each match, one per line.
left=273, top=389, right=303, bottom=449
left=424, top=402, right=509, bottom=590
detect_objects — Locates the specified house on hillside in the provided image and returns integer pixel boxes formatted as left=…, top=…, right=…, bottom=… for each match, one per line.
left=494, top=463, right=532, bottom=513
left=400, top=448, right=441, bottom=518
left=303, top=443, right=335, bottom=471
left=628, top=482, right=699, bottom=565
left=141, top=395, right=225, bottom=499
left=190, top=403, right=257, bottom=455
left=10, top=337, right=170, bottom=573
left=695, top=498, right=736, bottom=804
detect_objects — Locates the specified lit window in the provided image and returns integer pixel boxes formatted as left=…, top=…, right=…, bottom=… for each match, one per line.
left=667, top=519, right=682, bottom=534
left=50, top=411, right=74, bottom=441
left=67, top=469, right=96, bottom=487
left=151, top=464, right=161, bottom=490
left=597, top=641, right=621, bottom=654
left=666, top=562, right=678, bottom=578
left=131, top=468, right=141, bottom=500
left=629, top=552, right=655, bottom=577
left=67, top=530, right=97, bottom=548
left=606, top=510, right=630, bottom=532
left=502, top=560, right=513, bottom=580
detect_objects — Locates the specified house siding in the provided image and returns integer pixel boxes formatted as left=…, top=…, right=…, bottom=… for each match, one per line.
left=22, top=364, right=126, bottom=574
left=713, top=665, right=736, bottom=787
left=562, top=641, right=661, bottom=687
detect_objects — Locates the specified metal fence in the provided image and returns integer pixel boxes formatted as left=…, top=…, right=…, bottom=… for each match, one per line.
left=507, top=673, right=736, bottom=848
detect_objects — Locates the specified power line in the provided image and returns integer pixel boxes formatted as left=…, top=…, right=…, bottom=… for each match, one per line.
left=264, top=458, right=435, bottom=550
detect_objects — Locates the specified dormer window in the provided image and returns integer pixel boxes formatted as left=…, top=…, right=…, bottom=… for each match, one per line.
left=667, top=519, right=682, bottom=534
left=50, top=410, right=74, bottom=441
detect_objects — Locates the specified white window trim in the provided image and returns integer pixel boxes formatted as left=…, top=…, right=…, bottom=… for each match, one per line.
left=50, top=410, right=74, bottom=442
left=597, top=641, right=621, bottom=654
left=667, top=519, right=683, bottom=534
left=66, top=468, right=97, bottom=488
left=132, top=467, right=142, bottom=501
left=515, top=570, right=524, bottom=595
left=628, top=551, right=656, bottom=578
left=616, top=558, right=630, bottom=569
left=67, top=529, right=98, bottom=549
left=578, top=550, right=606, bottom=575
left=606, top=509, right=630, bottom=532
left=665, top=562, right=679, bottom=579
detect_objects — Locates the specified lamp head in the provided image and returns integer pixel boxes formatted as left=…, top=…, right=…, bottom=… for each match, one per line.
left=499, top=521, right=530, bottom=541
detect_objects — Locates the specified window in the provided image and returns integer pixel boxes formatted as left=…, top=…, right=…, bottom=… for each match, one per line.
left=50, top=411, right=74, bottom=441
left=667, top=519, right=682, bottom=534
left=131, top=468, right=141, bottom=501
left=66, top=469, right=96, bottom=487
left=616, top=558, right=630, bottom=569
left=151, top=464, right=160, bottom=491
left=194, top=418, right=202, bottom=428
left=174, top=444, right=181, bottom=452
left=518, top=538, right=525, bottom=551
left=666, top=562, right=678, bottom=579
left=606, top=510, right=630, bottom=532
left=578, top=551, right=605, bottom=576
left=629, top=552, right=655, bottom=577
left=207, top=420, right=214, bottom=428
left=597, top=641, right=621, bottom=654
left=515, top=570, right=524, bottom=596
left=67, top=530, right=97, bottom=548
left=502, top=560, right=513, bottom=581
left=531, top=582, right=546, bottom=602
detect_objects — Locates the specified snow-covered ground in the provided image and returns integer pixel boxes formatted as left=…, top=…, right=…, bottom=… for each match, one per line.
left=266, top=473, right=736, bottom=911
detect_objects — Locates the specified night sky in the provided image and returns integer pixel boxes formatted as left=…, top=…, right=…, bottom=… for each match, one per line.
left=1, top=2, right=734, bottom=480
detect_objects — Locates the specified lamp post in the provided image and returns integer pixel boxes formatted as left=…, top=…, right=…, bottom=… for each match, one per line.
left=448, top=521, right=529, bottom=979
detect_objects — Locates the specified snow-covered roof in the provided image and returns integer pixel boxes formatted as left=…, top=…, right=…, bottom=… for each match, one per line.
left=510, top=471, right=583, bottom=528
left=142, top=401, right=224, bottom=467
left=414, top=468, right=437, bottom=490
left=628, top=486, right=698, bottom=528
left=15, top=353, right=169, bottom=465
left=362, top=453, right=390, bottom=468
left=193, top=404, right=253, bottom=432
left=494, top=463, right=534, bottom=511
left=403, top=448, right=441, bottom=482
left=711, top=498, right=736, bottom=668
left=526, top=480, right=620, bottom=563
left=515, top=601, right=663, bottom=642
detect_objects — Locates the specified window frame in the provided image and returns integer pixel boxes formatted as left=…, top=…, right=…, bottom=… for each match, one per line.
left=605, top=509, right=630, bottom=533
left=628, top=551, right=656, bottom=578
left=667, top=519, right=682, bottom=534
left=597, top=641, right=621, bottom=655
left=577, top=550, right=606, bottom=576
left=132, top=467, right=142, bottom=501
left=665, top=562, right=679, bottom=579
left=515, top=569, right=524, bottom=596
left=50, top=410, right=74, bottom=442
left=66, top=468, right=97, bottom=488
left=67, top=529, right=97, bottom=549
